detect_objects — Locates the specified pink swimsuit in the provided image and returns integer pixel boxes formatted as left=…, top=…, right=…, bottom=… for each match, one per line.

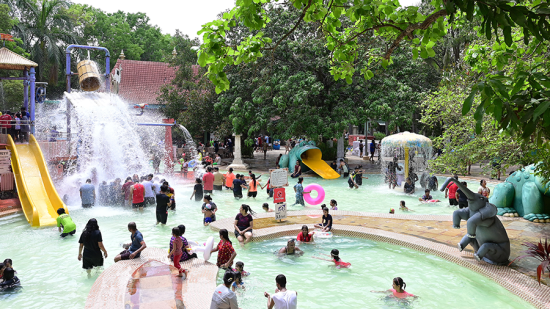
left=391, top=288, right=414, bottom=298
left=333, top=259, right=351, bottom=268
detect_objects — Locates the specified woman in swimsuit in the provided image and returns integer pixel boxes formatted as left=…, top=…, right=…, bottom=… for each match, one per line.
left=277, top=239, right=303, bottom=256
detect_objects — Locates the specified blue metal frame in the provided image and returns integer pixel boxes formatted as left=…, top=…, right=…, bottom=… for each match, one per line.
left=65, top=45, right=110, bottom=93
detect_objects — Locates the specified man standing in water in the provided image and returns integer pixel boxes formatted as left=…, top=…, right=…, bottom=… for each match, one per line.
left=264, top=274, right=298, bottom=309
left=79, top=179, right=96, bottom=208
left=114, top=222, right=146, bottom=262
left=203, top=167, right=215, bottom=195
left=213, top=167, right=224, bottom=192
left=142, top=174, right=157, bottom=206
left=121, top=177, right=134, bottom=207
left=130, top=177, right=146, bottom=211
left=387, top=157, right=402, bottom=189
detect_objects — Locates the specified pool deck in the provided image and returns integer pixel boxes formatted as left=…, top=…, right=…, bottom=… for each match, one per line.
left=210, top=210, right=550, bottom=309
left=85, top=247, right=218, bottom=309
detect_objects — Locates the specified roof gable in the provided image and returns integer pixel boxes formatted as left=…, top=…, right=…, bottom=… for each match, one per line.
left=110, top=59, right=198, bottom=105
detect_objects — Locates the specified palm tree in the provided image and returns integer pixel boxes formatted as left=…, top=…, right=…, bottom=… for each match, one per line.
left=7, top=0, right=77, bottom=83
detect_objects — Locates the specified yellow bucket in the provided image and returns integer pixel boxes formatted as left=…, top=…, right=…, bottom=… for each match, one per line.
left=77, top=60, right=101, bottom=91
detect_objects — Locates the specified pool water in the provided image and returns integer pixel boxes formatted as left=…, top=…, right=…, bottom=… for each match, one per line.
left=0, top=174, right=497, bottom=309
left=225, top=237, right=532, bottom=309
left=174, top=173, right=492, bottom=216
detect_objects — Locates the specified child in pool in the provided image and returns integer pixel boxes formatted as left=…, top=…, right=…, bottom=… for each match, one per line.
left=418, top=189, right=441, bottom=202
left=330, top=199, right=338, bottom=210
left=371, top=277, right=417, bottom=299
left=231, top=271, right=245, bottom=291
left=399, top=201, right=414, bottom=211
left=233, top=261, right=250, bottom=277
left=167, top=227, right=186, bottom=277
left=262, top=203, right=274, bottom=212
left=313, top=249, right=351, bottom=268
left=203, top=204, right=213, bottom=226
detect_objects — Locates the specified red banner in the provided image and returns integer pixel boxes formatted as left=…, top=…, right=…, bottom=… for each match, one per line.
left=273, top=188, right=285, bottom=203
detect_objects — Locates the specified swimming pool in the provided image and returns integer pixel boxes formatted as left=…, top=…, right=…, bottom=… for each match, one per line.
left=223, top=236, right=533, bottom=308
left=174, top=173, right=492, bottom=216
left=0, top=174, right=496, bottom=308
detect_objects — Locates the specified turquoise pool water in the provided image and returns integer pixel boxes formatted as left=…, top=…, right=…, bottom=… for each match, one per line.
left=222, top=237, right=532, bottom=309
left=0, top=174, right=500, bottom=309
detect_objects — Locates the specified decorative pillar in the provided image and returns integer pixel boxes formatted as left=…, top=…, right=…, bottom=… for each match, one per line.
left=23, top=69, right=28, bottom=110
left=337, top=135, right=345, bottom=159
left=162, top=118, right=175, bottom=174
left=227, top=134, right=248, bottom=170
left=29, top=67, right=36, bottom=134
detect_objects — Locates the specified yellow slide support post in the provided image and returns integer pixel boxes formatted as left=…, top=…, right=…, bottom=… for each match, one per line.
left=300, top=148, right=340, bottom=180
left=7, top=134, right=68, bottom=227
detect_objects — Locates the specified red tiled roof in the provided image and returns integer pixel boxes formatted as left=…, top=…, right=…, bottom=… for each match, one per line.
left=110, top=59, right=199, bottom=105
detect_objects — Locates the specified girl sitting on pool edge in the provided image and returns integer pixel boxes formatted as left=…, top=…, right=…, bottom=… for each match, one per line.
left=371, top=277, right=417, bottom=299
left=314, top=207, right=332, bottom=232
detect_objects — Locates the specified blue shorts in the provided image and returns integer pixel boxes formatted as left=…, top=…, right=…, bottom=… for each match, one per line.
left=204, top=217, right=212, bottom=223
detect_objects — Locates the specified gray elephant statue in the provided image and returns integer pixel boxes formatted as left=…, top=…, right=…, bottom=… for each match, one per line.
left=440, top=177, right=510, bottom=265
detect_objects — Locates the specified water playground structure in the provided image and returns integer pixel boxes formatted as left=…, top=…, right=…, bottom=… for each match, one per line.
left=0, top=45, right=181, bottom=227
left=278, top=140, right=340, bottom=179
left=380, top=131, right=432, bottom=183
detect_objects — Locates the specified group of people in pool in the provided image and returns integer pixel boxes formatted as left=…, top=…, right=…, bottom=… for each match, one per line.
left=0, top=259, right=19, bottom=290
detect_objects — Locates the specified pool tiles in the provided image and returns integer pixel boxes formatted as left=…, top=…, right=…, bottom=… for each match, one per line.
left=86, top=247, right=218, bottom=309
left=210, top=211, right=550, bottom=309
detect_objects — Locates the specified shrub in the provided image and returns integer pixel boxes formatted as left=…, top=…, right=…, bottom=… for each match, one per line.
left=374, top=132, right=386, bottom=141
left=317, top=142, right=337, bottom=161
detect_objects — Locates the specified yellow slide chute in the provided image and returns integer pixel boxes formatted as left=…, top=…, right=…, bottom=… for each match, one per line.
left=7, top=134, right=68, bottom=227
left=300, top=148, right=340, bottom=180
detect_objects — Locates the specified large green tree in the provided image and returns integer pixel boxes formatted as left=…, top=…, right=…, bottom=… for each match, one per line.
left=68, top=4, right=173, bottom=70
left=6, top=0, right=77, bottom=83
left=203, top=5, right=441, bottom=142
left=197, top=0, right=550, bottom=174
left=0, top=3, right=28, bottom=111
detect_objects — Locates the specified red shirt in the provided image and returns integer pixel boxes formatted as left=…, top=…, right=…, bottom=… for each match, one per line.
left=203, top=172, right=214, bottom=191
left=297, top=232, right=313, bottom=242
left=216, top=240, right=235, bottom=267
left=0, top=114, right=12, bottom=128
left=122, top=181, right=134, bottom=200
left=132, top=183, right=145, bottom=203
left=446, top=182, right=459, bottom=199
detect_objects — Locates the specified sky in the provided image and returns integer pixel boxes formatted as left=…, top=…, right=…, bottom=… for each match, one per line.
left=71, top=0, right=421, bottom=40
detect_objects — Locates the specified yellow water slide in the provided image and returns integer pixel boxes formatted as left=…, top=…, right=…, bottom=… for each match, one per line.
left=7, top=134, right=67, bottom=227
left=300, top=148, right=340, bottom=180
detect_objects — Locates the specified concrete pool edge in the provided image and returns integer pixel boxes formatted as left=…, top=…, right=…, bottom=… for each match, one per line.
left=210, top=211, right=550, bottom=309
left=85, top=247, right=218, bottom=309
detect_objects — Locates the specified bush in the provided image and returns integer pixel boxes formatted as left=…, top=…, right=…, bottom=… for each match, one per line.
left=317, top=142, right=337, bottom=161
left=374, top=132, right=386, bottom=141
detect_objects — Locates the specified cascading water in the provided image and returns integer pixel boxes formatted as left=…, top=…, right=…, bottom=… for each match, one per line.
left=176, top=124, right=206, bottom=178
left=66, top=92, right=150, bottom=180
left=380, top=132, right=432, bottom=187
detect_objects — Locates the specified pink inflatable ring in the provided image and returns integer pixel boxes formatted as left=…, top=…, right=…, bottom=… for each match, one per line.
left=304, top=183, right=325, bottom=205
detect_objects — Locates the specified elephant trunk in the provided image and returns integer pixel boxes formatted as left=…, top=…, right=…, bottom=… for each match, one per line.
left=440, top=177, right=476, bottom=200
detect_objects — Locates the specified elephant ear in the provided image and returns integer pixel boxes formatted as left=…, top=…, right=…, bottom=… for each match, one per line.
left=479, top=202, right=498, bottom=220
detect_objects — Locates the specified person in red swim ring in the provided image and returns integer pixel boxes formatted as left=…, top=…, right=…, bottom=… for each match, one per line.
left=372, top=277, right=417, bottom=299
left=296, top=225, right=314, bottom=242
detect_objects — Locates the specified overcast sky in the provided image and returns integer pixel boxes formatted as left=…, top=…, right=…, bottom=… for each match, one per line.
left=71, top=0, right=421, bottom=40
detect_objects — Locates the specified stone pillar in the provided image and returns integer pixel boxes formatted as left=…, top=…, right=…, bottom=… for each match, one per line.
left=337, top=136, right=345, bottom=159
left=227, top=134, right=248, bottom=170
